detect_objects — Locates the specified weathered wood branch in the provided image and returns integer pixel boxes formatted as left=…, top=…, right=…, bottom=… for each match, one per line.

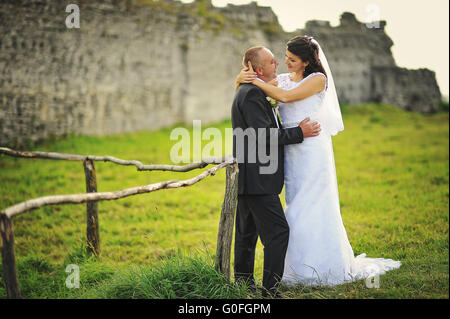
left=1, top=159, right=235, bottom=219
left=0, top=147, right=234, bottom=172
left=0, top=214, right=22, bottom=299
left=84, top=159, right=100, bottom=257
left=0, top=147, right=86, bottom=161
left=215, top=164, right=239, bottom=281
left=165, top=159, right=234, bottom=188
left=1, top=180, right=177, bottom=219
left=0, top=146, right=237, bottom=298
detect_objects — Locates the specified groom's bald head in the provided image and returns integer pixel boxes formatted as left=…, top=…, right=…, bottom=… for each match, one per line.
left=243, top=46, right=265, bottom=69
left=243, top=46, right=278, bottom=82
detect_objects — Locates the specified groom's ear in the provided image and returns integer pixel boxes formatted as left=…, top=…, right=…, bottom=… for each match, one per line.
left=254, top=67, right=263, bottom=77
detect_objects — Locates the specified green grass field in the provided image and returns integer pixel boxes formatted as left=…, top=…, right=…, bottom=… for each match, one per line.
left=0, top=104, right=448, bottom=298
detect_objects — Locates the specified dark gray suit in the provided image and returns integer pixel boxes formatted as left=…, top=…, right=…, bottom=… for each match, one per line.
left=231, top=83, right=303, bottom=294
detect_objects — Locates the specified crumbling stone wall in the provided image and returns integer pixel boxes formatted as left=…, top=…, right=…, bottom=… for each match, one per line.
left=0, top=0, right=441, bottom=146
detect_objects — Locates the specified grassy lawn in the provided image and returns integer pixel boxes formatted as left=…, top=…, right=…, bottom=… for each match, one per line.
left=0, top=104, right=448, bottom=298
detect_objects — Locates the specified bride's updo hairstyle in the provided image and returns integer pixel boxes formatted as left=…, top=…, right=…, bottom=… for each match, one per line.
left=286, top=35, right=327, bottom=78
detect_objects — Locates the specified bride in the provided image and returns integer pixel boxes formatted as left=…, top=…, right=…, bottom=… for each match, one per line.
left=236, top=35, right=401, bottom=286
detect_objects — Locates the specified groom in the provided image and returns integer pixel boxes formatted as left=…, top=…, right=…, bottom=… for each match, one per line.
left=231, top=46, right=321, bottom=296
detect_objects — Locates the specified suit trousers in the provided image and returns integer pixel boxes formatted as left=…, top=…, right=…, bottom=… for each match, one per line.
left=234, top=194, right=290, bottom=293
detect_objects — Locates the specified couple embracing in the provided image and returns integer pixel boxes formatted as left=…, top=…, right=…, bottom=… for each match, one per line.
left=231, top=35, right=401, bottom=297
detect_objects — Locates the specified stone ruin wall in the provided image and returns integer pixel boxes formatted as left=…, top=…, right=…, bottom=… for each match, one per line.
left=0, top=0, right=442, bottom=146
left=301, top=13, right=441, bottom=113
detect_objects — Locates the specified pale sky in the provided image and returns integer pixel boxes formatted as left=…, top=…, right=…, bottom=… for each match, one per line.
left=181, top=0, right=449, bottom=97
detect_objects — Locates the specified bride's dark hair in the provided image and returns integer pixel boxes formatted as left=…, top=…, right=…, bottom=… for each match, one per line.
left=286, top=35, right=327, bottom=78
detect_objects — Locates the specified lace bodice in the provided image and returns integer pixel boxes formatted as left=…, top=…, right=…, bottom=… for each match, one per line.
left=276, top=72, right=327, bottom=128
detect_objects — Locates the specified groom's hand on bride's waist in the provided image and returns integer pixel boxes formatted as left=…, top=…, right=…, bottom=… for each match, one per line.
left=299, top=118, right=321, bottom=138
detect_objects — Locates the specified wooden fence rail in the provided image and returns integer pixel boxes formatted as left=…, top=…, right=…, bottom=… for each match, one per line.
left=0, top=147, right=238, bottom=299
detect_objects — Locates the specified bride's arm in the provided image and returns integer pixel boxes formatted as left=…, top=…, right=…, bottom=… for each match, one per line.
left=234, top=61, right=325, bottom=101
left=235, top=68, right=278, bottom=91
left=252, top=75, right=326, bottom=103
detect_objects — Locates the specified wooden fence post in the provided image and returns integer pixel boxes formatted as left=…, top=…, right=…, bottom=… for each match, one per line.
left=215, top=163, right=239, bottom=281
left=83, top=158, right=100, bottom=256
left=0, top=214, right=22, bottom=298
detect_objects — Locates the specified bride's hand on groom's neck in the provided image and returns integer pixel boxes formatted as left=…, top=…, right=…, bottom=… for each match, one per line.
left=237, top=61, right=257, bottom=84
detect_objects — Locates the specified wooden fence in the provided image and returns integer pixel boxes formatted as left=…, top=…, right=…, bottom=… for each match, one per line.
left=0, top=147, right=238, bottom=299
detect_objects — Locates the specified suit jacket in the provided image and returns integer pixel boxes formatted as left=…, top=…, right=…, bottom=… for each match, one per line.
left=231, top=83, right=304, bottom=195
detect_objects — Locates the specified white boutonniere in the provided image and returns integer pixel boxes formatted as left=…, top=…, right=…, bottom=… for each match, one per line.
left=266, top=96, right=279, bottom=108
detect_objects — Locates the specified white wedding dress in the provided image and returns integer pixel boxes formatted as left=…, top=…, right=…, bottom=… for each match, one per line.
left=277, top=72, right=401, bottom=286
